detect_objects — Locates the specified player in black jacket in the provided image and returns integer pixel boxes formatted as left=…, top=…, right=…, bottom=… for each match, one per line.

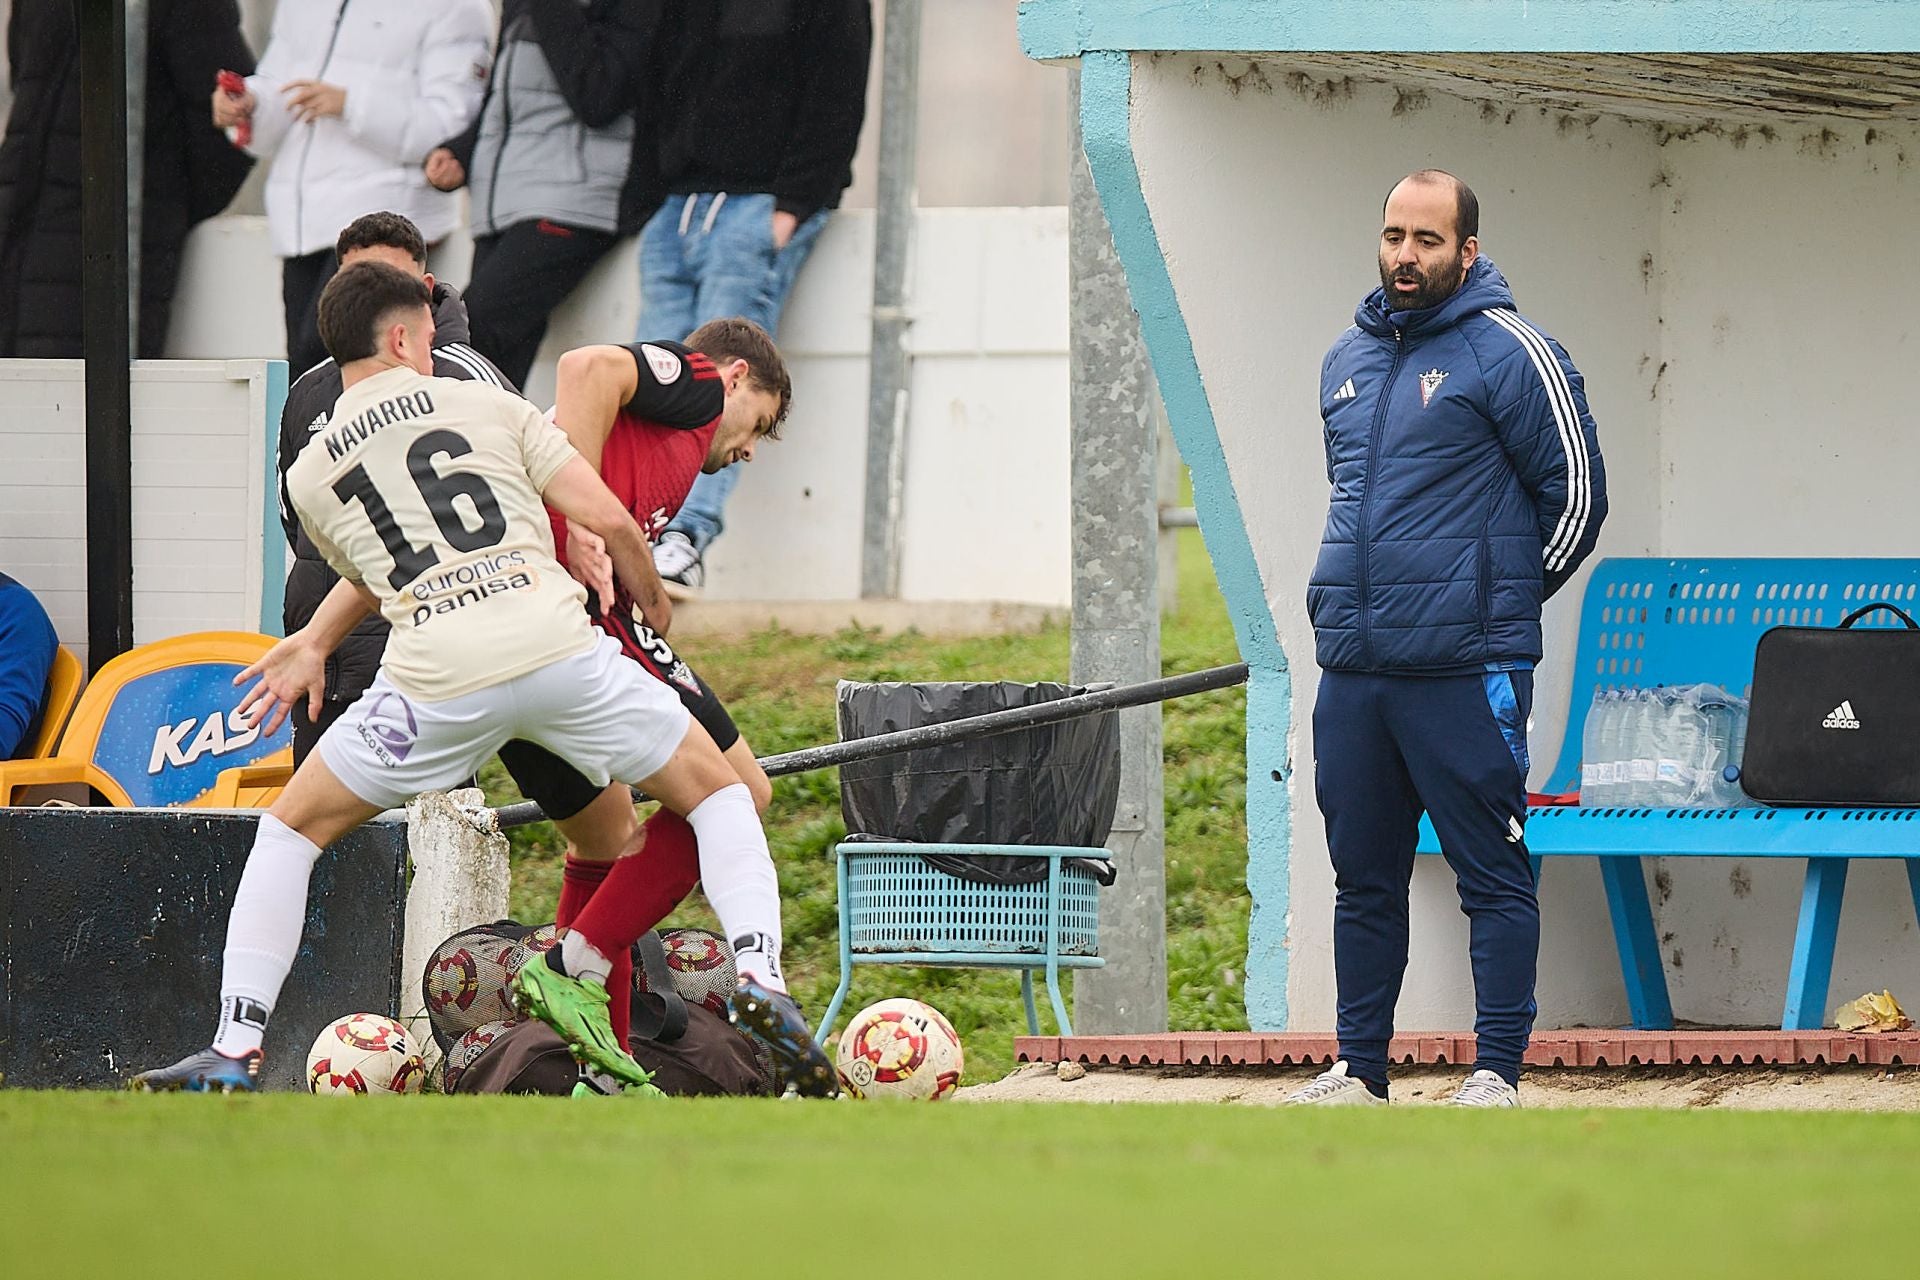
left=276, top=212, right=513, bottom=764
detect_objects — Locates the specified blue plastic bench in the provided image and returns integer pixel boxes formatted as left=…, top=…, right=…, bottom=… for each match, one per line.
left=1415, top=557, right=1920, bottom=1031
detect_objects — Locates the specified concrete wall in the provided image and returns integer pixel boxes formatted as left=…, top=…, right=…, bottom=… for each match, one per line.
left=1646, top=121, right=1920, bottom=1021
left=1128, top=55, right=1920, bottom=1031
left=165, top=207, right=1073, bottom=608
left=0, top=360, right=281, bottom=669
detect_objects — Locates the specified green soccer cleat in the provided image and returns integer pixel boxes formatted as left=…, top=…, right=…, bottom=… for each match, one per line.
left=511, top=951, right=656, bottom=1089
left=570, top=1070, right=668, bottom=1101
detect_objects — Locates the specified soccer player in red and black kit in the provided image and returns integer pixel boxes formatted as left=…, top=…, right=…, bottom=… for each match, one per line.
left=497, top=317, right=838, bottom=1096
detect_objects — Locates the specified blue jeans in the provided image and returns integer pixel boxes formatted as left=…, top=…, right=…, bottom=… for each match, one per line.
left=638, top=192, right=828, bottom=553
left=1312, top=668, right=1540, bottom=1088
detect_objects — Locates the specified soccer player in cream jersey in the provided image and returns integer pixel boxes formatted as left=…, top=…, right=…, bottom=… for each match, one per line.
left=132, top=262, right=769, bottom=1093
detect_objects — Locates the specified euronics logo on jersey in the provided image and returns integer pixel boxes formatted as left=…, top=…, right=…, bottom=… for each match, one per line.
left=408, top=550, right=534, bottom=627
left=93, top=664, right=293, bottom=806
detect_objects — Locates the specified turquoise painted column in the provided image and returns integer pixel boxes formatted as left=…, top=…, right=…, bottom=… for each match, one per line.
left=1075, top=51, right=1293, bottom=1028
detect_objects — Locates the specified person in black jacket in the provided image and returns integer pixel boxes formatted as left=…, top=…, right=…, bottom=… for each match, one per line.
left=425, top=0, right=665, bottom=388
left=0, top=0, right=254, bottom=357
left=637, top=0, right=872, bottom=596
left=276, top=212, right=513, bottom=765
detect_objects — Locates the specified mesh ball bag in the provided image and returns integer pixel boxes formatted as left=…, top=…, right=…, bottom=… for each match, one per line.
left=422, top=921, right=557, bottom=1054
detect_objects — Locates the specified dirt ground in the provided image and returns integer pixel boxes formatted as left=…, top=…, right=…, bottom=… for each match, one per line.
left=960, top=1061, right=1920, bottom=1110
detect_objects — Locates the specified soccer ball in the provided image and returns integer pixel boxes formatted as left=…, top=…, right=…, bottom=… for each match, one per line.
left=442, top=1018, right=516, bottom=1095
left=656, top=927, right=737, bottom=1016
left=306, top=1013, right=425, bottom=1096
left=835, top=998, right=964, bottom=1101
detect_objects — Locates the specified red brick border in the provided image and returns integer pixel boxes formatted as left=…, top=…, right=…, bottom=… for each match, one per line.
left=1014, top=1030, right=1920, bottom=1068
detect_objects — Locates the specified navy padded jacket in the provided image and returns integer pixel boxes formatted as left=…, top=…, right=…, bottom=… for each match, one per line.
left=1309, top=257, right=1606, bottom=673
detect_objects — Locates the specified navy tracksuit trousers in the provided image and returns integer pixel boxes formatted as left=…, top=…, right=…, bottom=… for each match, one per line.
left=1312, top=668, right=1540, bottom=1087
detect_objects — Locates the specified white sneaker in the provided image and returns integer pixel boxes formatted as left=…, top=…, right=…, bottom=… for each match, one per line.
left=1283, top=1059, right=1386, bottom=1106
left=652, top=531, right=704, bottom=600
left=1444, top=1068, right=1520, bottom=1107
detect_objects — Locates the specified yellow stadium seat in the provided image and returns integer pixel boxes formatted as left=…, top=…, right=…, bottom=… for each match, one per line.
left=0, top=632, right=293, bottom=808
left=17, top=644, right=83, bottom=761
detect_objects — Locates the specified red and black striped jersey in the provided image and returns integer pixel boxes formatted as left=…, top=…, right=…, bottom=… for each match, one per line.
left=550, top=340, right=724, bottom=560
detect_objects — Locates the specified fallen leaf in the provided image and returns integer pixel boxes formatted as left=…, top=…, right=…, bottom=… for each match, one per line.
left=1834, top=990, right=1912, bottom=1033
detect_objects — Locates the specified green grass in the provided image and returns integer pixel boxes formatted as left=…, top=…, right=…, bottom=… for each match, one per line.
left=7, top=1091, right=1913, bottom=1277
left=481, top=528, right=1249, bottom=1081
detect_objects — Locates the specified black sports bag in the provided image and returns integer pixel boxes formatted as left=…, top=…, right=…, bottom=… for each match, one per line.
left=1742, top=602, right=1920, bottom=806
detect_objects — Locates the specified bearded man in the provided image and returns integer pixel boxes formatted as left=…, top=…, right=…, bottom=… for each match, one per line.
left=1286, top=170, right=1608, bottom=1109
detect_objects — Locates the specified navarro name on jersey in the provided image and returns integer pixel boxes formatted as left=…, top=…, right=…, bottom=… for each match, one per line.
left=408, top=549, right=537, bottom=627
left=324, top=388, right=438, bottom=461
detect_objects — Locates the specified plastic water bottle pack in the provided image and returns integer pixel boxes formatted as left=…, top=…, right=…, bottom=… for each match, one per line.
left=1578, top=684, right=1751, bottom=808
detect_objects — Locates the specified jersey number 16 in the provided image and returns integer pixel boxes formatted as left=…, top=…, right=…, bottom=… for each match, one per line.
left=333, top=429, right=508, bottom=590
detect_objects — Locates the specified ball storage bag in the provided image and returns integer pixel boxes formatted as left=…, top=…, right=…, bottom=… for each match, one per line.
left=1742, top=602, right=1920, bottom=806
left=424, top=922, right=774, bottom=1096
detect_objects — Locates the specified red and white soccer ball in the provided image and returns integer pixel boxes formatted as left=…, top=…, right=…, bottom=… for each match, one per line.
left=835, top=998, right=964, bottom=1101
left=306, top=1013, right=425, bottom=1096
left=657, top=927, right=737, bottom=1016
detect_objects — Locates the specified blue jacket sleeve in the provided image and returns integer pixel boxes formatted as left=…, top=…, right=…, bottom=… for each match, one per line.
left=0, top=580, right=58, bottom=758
left=1485, top=326, right=1607, bottom=600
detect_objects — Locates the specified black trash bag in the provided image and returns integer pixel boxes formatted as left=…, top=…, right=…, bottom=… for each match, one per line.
left=836, top=680, right=1121, bottom=886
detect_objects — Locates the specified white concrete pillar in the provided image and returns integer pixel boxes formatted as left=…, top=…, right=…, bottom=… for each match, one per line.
left=401, top=788, right=511, bottom=1072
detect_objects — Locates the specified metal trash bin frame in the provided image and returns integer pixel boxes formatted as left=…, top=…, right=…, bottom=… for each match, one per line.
left=814, top=842, right=1109, bottom=1042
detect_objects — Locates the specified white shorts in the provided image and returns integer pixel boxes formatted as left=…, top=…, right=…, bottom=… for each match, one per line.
left=317, top=634, right=692, bottom=811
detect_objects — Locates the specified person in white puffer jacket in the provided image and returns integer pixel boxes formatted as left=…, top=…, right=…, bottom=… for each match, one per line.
left=212, top=0, right=494, bottom=376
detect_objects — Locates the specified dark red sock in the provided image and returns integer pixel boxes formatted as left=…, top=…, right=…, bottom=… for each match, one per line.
left=556, top=854, right=611, bottom=929
left=554, top=856, right=632, bottom=1044
left=571, top=810, right=702, bottom=968
left=605, top=947, right=633, bottom=1046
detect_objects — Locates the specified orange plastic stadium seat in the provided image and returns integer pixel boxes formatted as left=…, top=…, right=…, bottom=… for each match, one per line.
left=17, top=644, right=83, bottom=760
left=0, top=632, right=294, bottom=809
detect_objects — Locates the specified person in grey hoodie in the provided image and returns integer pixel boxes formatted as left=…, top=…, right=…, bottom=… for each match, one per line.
left=425, top=0, right=664, bottom=387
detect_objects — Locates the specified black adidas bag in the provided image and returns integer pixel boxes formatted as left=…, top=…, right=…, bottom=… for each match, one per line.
left=1742, top=602, right=1920, bottom=806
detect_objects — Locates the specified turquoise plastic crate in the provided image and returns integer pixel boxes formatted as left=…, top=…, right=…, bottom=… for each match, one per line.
left=844, top=850, right=1102, bottom=956
left=817, top=842, right=1110, bottom=1041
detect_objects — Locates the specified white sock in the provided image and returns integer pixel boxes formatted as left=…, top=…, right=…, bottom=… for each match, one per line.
left=213, top=814, right=324, bottom=1056
left=559, top=929, right=613, bottom=986
left=686, top=782, right=786, bottom=992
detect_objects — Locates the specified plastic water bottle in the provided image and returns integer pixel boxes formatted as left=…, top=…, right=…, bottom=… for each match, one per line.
left=1649, top=688, right=1685, bottom=805
left=1588, top=690, right=1618, bottom=804
left=1699, top=693, right=1733, bottom=807
left=1607, top=689, right=1639, bottom=804
left=1580, top=689, right=1613, bottom=805
left=1674, top=687, right=1714, bottom=806
left=1622, top=690, right=1657, bottom=806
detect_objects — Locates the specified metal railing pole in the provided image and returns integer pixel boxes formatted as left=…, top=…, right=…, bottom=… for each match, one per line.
left=488, top=662, right=1248, bottom=830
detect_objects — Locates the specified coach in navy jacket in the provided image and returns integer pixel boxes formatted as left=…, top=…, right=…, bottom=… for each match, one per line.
left=1290, top=171, right=1605, bottom=1110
